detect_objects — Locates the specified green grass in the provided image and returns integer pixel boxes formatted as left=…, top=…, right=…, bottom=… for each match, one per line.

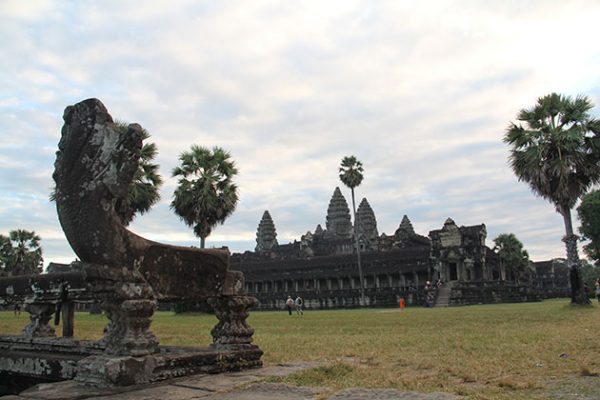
left=2, top=299, right=599, bottom=399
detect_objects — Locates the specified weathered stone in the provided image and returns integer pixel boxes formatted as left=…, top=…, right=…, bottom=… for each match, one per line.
left=21, top=303, right=55, bottom=338
left=0, top=98, right=261, bottom=388
left=101, top=299, right=158, bottom=357
left=255, top=210, right=278, bottom=254
left=325, top=187, right=353, bottom=239
left=202, top=382, right=323, bottom=400
left=75, top=355, right=157, bottom=386
left=90, top=384, right=212, bottom=400
left=52, top=98, right=237, bottom=301
left=356, top=198, right=378, bottom=247
left=170, top=372, right=260, bottom=392
left=208, top=296, right=259, bottom=349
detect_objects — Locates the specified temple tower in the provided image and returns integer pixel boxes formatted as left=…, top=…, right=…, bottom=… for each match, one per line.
left=325, top=187, right=353, bottom=238
left=356, top=198, right=378, bottom=245
left=395, top=215, right=415, bottom=240
left=255, top=210, right=278, bottom=254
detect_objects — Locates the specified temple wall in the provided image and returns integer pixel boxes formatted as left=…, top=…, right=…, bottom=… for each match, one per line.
left=448, top=281, right=541, bottom=305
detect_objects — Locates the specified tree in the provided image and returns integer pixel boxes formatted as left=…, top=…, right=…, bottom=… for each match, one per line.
left=0, top=230, right=43, bottom=276
left=113, top=121, right=163, bottom=225
left=49, top=120, right=163, bottom=226
left=0, top=234, right=13, bottom=276
left=339, top=155, right=365, bottom=304
left=493, top=233, right=530, bottom=282
left=580, top=259, right=599, bottom=297
left=171, top=145, right=239, bottom=248
left=577, top=189, right=600, bottom=266
left=503, top=93, right=600, bottom=304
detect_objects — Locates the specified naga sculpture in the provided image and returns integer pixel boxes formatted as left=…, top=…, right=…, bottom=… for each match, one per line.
left=0, top=98, right=261, bottom=388
left=53, top=99, right=240, bottom=299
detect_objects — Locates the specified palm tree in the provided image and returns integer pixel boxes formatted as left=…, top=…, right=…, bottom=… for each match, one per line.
left=113, top=121, right=163, bottom=225
left=171, top=145, right=239, bottom=248
left=7, top=229, right=43, bottom=275
left=504, top=93, right=600, bottom=304
left=493, top=233, right=530, bottom=282
left=0, top=234, right=13, bottom=276
left=339, top=155, right=365, bottom=303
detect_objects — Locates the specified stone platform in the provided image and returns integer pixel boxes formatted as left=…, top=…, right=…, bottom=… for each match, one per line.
left=1, top=362, right=461, bottom=400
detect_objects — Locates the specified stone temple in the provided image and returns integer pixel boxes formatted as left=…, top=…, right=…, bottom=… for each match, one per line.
left=232, top=187, right=546, bottom=309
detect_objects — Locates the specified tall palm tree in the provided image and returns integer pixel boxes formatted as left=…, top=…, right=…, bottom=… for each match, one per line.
left=504, top=93, right=600, bottom=304
left=8, top=229, right=43, bottom=275
left=339, top=155, right=365, bottom=303
left=171, top=145, right=239, bottom=248
left=113, top=121, right=163, bottom=225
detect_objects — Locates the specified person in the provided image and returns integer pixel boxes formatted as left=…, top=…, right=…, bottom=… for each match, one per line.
left=596, top=279, right=600, bottom=303
left=285, top=295, right=294, bottom=315
left=399, top=297, right=406, bottom=310
left=14, top=303, right=21, bottom=316
left=424, top=281, right=434, bottom=307
left=295, top=296, right=304, bottom=315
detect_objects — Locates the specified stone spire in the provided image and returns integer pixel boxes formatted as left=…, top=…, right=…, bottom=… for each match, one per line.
left=314, top=224, right=324, bottom=236
left=356, top=198, right=378, bottom=240
left=255, top=210, right=278, bottom=253
left=395, top=215, right=415, bottom=238
left=325, top=187, right=353, bottom=238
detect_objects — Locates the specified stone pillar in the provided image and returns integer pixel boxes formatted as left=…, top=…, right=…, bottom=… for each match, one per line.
left=209, top=296, right=258, bottom=349
left=62, top=301, right=75, bottom=338
left=101, top=299, right=158, bottom=357
left=22, top=303, right=56, bottom=338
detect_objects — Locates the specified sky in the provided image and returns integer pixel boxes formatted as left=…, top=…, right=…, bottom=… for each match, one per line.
left=1, top=0, right=600, bottom=266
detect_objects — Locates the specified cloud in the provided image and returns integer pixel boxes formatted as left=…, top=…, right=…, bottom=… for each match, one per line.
left=2, top=1, right=600, bottom=266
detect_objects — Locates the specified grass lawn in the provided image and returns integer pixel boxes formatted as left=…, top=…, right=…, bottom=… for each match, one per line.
left=1, top=299, right=599, bottom=399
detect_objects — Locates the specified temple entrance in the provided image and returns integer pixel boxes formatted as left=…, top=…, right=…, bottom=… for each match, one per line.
left=448, top=262, right=458, bottom=281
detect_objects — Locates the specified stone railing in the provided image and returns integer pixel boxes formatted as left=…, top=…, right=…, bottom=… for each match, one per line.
left=0, top=262, right=262, bottom=386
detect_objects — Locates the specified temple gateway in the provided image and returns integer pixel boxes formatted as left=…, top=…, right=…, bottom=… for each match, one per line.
left=232, top=187, right=548, bottom=309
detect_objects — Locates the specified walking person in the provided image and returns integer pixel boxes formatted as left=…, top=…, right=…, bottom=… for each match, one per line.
left=595, top=279, right=600, bottom=303
left=295, top=296, right=304, bottom=315
left=285, top=295, right=294, bottom=315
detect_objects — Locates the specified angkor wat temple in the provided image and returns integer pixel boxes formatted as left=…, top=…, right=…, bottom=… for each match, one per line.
left=232, top=187, right=548, bottom=310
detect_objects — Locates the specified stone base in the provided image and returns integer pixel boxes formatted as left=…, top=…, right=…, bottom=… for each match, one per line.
left=75, top=346, right=263, bottom=386
left=0, top=336, right=262, bottom=388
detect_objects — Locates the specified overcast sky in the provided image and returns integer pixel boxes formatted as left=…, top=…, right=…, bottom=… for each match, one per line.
left=1, top=0, right=600, bottom=266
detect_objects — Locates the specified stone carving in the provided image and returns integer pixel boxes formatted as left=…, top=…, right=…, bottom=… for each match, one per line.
left=101, top=299, right=158, bottom=357
left=0, top=98, right=262, bottom=387
left=356, top=198, right=378, bottom=246
left=209, top=296, right=257, bottom=348
left=255, top=210, right=278, bottom=254
left=325, top=187, right=353, bottom=239
left=53, top=99, right=237, bottom=300
left=21, top=303, right=56, bottom=338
